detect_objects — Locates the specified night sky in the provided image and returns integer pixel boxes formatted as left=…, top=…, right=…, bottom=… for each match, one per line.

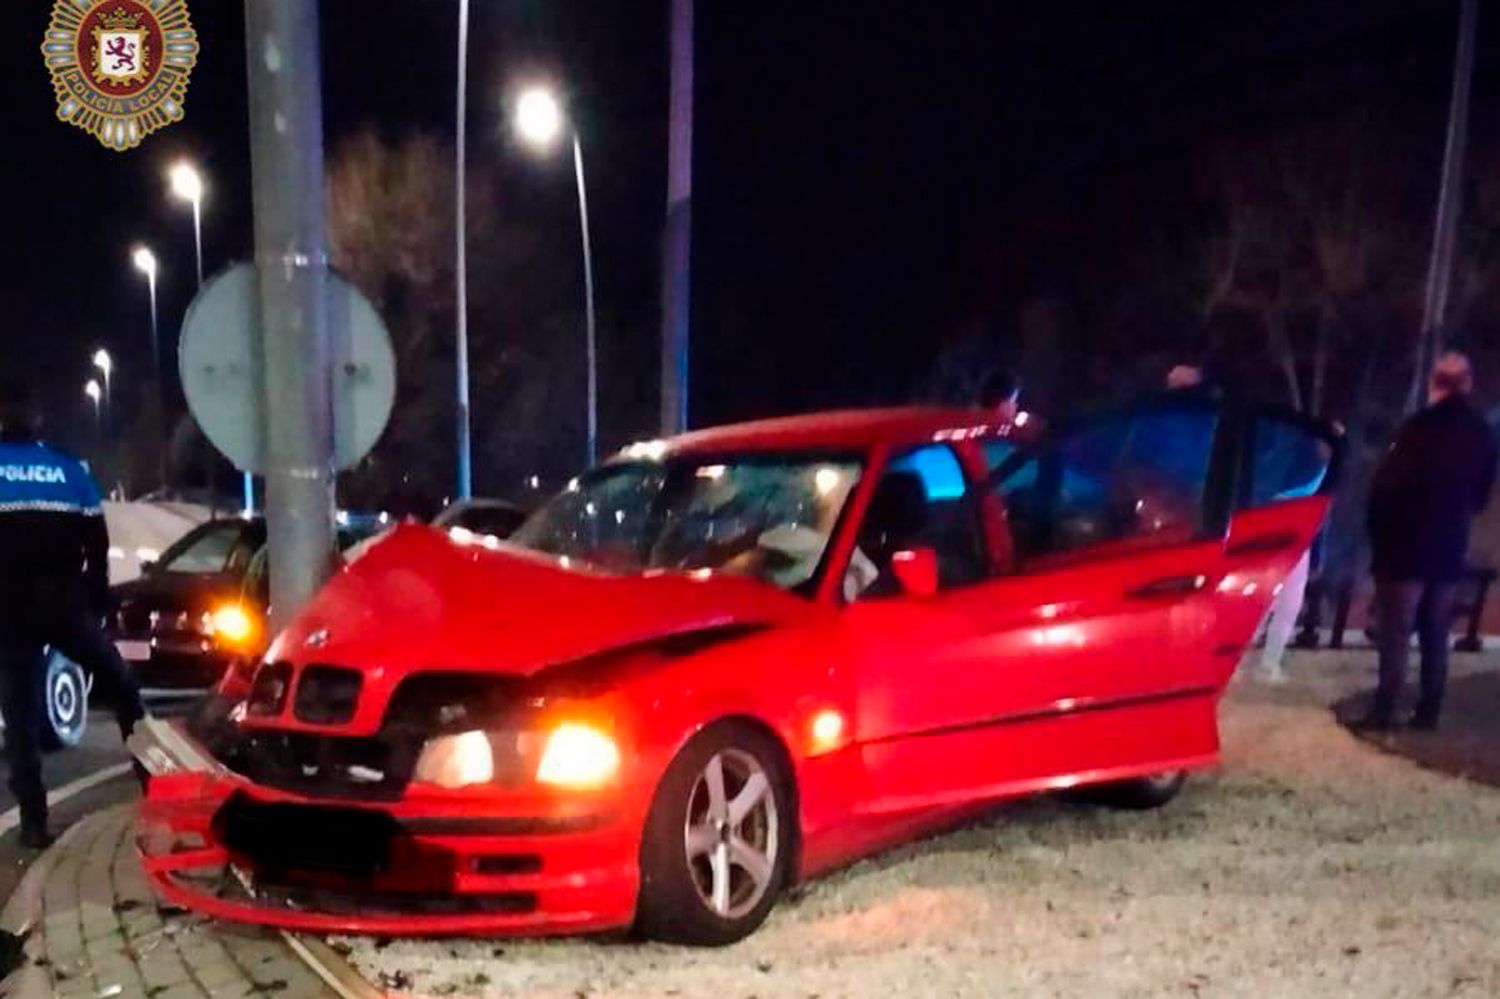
left=1, top=1, right=1490, bottom=469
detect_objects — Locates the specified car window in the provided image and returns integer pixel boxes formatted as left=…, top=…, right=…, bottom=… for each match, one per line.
left=511, top=456, right=863, bottom=593
left=1246, top=415, right=1333, bottom=506
left=994, top=404, right=1218, bottom=566
left=157, top=521, right=255, bottom=575
left=849, top=444, right=987, bottom=599
left=512, top=463, right=670, bottom=568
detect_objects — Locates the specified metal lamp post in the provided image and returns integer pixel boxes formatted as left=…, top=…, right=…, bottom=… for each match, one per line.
left=131, top=245, right=167, bottom=489
left=131, top=246, right=159, bottom=365
left=92, top=348, right=112, bottom=417
left=84, top=379, right=102, bottom=439
left=168, top=161, right=205, bottom=286
left=514, top=85, right=599, bottom=467
left=170, top=161, right=252, bottom=513
left=454, top=0, right=473, bottom=500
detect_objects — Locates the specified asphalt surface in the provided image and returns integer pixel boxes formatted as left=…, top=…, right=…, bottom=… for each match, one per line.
left=0, top=696, right=201, bottom=910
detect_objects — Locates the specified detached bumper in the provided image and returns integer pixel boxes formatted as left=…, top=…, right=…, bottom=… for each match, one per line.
left=132, top=725, right=641, bottom=937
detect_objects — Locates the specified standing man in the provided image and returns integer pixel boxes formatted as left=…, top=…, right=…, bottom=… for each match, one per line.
left=0, top=381, right=145, bottom=847
left=978, top=370, right=1023, bottom=425
left=1362, top=352, right=1497, bottom=731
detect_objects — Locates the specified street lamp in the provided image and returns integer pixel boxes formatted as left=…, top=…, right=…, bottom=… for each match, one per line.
left=131, top=245, right=159, bottom=367
left=454, top=0, right=473, bottom=500
left=84, top=379, right=102, bottom=438
left=92, top=348, right=112, bottom=417
left=131, top=244, right=167, bottom=490
left=169, top=160, right=250, bottom=512
left=168, top=161, right=205, bottom=287
left=513, top=85, right=599, bottom=466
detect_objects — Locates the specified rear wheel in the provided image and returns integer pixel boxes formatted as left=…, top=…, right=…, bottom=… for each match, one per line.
left=1085, top=770, right=1187, bottom=810
left=637, top=722, right=792, bottom=946
left=40, top=651, right=89, bottom=751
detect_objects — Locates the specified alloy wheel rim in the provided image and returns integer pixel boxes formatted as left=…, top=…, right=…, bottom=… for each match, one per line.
left=52, top=671, right=78, bottom=726
left=683, top=748, right=779, bottom=920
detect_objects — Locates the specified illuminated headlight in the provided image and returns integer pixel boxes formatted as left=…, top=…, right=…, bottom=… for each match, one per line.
left=412, top=721, right=621, bottom=791
left=413, top=730, right=495, bottom=789
left=536, top=723, right=620, bottom=789
left=208, top=604, right=256, bottom=646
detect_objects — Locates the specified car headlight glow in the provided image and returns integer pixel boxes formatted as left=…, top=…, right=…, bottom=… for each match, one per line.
left=535, top=722, right=620, bottom=789
left=414, top=730, right=496, bottom=789
left=208, top=604, right=256, bottom=646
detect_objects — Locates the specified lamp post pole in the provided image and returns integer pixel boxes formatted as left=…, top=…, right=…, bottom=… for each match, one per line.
left=454, top=0, right=474, bottom=500
left=660, top=0, right=694, bottom=435
left=572, top=133, right=598, bottom=466
left=514, top=88, right=600, bottom=466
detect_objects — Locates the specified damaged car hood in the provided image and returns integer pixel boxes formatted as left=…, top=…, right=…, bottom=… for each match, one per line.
left=269, top=524, right=810, bottom=679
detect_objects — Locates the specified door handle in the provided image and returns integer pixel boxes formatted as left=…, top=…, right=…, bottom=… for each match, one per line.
left=1226, top=531, right=1298, bottom=557
left=1125, top=574, right=1208, bottom=600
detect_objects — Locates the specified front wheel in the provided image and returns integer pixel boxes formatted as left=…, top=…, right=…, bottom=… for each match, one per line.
left=40, top=651, right=89, bottom=751
left=637, top=722, right=793, bottom=946
left=1084, top=770, right=1187, bottom=810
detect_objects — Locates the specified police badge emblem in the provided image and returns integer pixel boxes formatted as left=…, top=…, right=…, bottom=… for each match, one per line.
left=40, top=0, right=199, bottom=151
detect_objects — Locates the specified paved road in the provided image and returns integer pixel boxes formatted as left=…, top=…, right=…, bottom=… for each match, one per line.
left=0, top=699, right=199, bottom=908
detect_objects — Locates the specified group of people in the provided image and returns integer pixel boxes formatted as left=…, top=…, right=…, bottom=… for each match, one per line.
left=983, top=350, right=1498, bottom=733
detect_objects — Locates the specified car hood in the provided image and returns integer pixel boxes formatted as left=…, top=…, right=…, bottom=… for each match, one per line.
left=272, top=524, right=813, bottom=677
left=113, top=572, right=246, bottom=619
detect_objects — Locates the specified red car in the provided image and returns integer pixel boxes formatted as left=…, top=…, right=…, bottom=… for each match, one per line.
left=137, top=395, right=1339, bottom=943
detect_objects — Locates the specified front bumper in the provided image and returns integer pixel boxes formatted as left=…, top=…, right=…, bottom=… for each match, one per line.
left=134, top=725, right=641, bottom=936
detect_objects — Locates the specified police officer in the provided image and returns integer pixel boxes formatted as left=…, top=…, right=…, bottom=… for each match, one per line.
left=0, top=380, right=144, bottom=848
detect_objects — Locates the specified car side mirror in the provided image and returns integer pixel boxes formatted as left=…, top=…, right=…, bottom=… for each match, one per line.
left=891, top=548, right=939, bottom=598
left=140, top=558, right=158, bottom=575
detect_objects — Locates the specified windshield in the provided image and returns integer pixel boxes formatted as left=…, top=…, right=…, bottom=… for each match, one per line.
left=511, top=455, right=864, bottom=591
left=157, top=521, right=260, bottom=575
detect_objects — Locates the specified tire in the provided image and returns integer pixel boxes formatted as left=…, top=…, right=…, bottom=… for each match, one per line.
left=636, top=721, right=794, bottom=946
left=1085, top=770, right=1187, bottom=810
left=40, top=651, right=89, bottom=752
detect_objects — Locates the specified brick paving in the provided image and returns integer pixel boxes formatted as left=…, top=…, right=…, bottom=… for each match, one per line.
left=0, top=805, right=338, bottom=999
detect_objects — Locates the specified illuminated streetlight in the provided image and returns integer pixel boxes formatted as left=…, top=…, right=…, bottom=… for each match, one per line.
left=515, top=86, right=564, bottom=147
left=169, top=159, right=249, bottom=511
left=92, top=348, right=112, bottom=415
left=84, top=379, right=102, bottom=437
left=131, top=245, right=159, bottom=366
left=512, top=85, right=599, bottom=466
left=167, top=160, right=205, bottom=287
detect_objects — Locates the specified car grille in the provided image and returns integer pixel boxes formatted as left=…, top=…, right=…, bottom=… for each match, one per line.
left=294, top=665, right=363, bottom=725
left=246, top=661, right=293, bottom=716
left=224, top=729, right=422, bottom=801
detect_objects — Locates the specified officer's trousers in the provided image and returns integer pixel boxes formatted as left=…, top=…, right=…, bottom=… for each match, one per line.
left=0, top=611, right=143, bottom=830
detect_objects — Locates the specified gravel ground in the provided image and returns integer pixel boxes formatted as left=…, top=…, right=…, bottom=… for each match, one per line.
left=339, top=652, right=1500, bottom=998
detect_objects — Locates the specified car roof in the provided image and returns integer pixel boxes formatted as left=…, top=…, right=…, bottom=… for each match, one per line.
left=646, top=407, right=1003, bottom=459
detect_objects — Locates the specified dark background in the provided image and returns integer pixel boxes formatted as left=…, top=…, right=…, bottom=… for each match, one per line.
left=0, top=1, right=1488, bottom=493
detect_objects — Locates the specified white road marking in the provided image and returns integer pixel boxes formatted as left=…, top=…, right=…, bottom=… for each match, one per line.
left=0, top=762, right=134, bottom=837
left=281, top=932, right=383, bottom=999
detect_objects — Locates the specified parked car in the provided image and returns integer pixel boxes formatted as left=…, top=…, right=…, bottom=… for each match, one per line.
left=138, top=396, right=1339, bottom=943
left=108, top=514, right=388, bottom=692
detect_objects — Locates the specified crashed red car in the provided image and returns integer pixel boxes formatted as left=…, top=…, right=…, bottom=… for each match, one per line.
left=137, top=395, right=1339, bottom=943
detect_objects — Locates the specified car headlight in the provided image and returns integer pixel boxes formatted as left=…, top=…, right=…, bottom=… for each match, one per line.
left=535, top=722, right=620, bottom=789
left=412, top=721, right=621, bottom=791
left=208, top=604, right=257, bottom=647
left=413, top=730, right=496, bottom=789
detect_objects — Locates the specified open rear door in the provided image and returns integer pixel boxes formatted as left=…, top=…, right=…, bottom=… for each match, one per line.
left=1208, top=405, right=1344, bottom=682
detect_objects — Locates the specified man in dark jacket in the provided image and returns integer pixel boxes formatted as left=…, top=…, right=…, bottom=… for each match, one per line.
left=0, top=381, right=145, bottom=847
left=1363, top=352, right=1498, bottom=731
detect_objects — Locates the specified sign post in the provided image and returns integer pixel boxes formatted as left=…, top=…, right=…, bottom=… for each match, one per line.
left=242, top=0, right=337, bottom=633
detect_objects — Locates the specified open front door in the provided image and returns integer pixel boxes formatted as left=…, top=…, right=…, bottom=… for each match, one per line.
left=1207, top=405, right=1344, bottom=683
